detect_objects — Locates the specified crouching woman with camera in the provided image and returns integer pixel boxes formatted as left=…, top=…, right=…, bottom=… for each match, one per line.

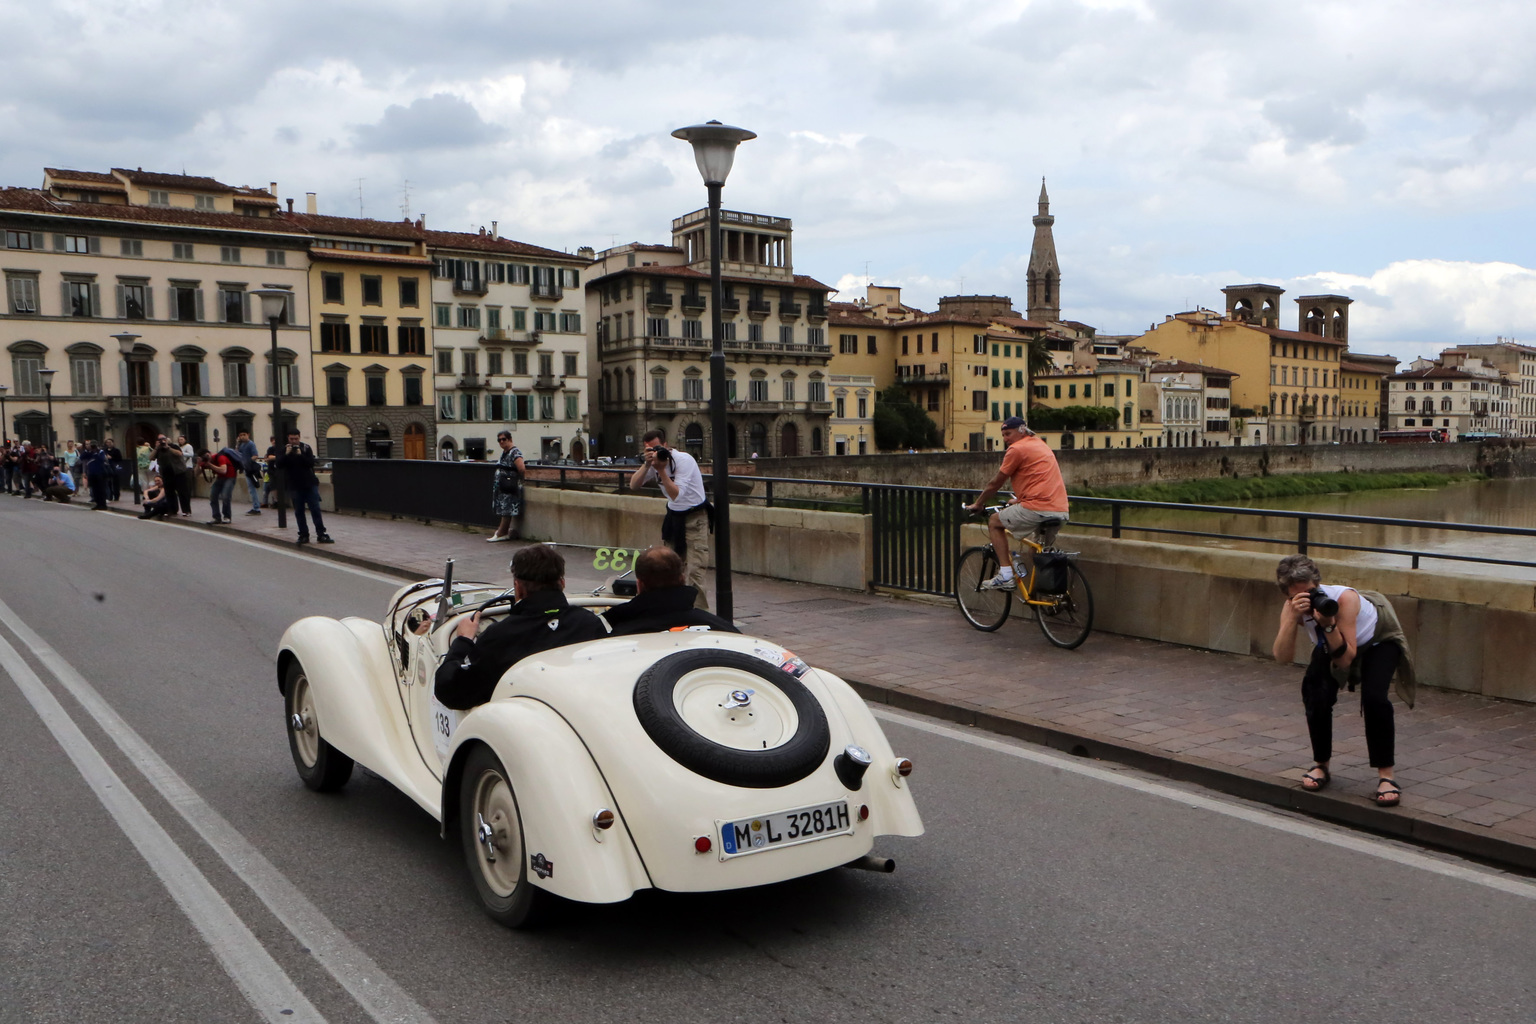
left=1272, top=554, right=1416, bottom=808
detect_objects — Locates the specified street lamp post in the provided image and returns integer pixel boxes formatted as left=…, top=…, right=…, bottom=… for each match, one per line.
left=111, top=332, right=143, bottom=503
left=672, top=120, right=756, bottom=623
left=252, top=289, right=292, bottom=529
left=0, top=384, right=8, bottom=445
left=38, top=368, right=57, bottom=455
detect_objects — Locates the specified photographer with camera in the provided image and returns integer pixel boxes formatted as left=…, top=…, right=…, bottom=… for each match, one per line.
left=275, top=428, right=333, bottom=545
left=628, top=429, right=712, bottom=611
left=1272, top=554, right=1411, bottom=807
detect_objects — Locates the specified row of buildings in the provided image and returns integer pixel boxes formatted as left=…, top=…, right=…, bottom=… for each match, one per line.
left=3, top=165, right=1529, bottom=464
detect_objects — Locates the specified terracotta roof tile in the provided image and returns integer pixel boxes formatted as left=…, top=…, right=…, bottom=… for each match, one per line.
left=308, top=249, right=433, bottom=267
left=591, top=263, right=834, bottom=293
left=0, top=187, right=309, bottom=235
left=111, top=168, right=232, bottom=191
left=1254, top=326, right=1346, bottom=345
left=286, top=212, right=424, bottom=240
left=424, top=229, right=579, bottom=261
left=1149, top=359, right=1241, bottom=378
left=43, top=168, right=123, bottom=186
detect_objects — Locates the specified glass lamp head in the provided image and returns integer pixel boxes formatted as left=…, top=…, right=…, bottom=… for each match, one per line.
left=252, top=287, right=290, bottom=322
left=671, top=120, right=756, bottom=186
left=112, top=331, right=141, bottom=357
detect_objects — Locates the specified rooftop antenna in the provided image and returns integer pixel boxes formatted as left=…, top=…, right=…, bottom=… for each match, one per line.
left=399, top=179, right=412, bottom=219
left=863, top=260, right=872, bottom=285
left=356, top=177, right=365, bottom=217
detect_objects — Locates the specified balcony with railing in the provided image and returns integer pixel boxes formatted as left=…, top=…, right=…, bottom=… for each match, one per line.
left=896, top=363, right=950, bottom=385
left=533, top=374, right=562, bottom=390
left=453, top=278, right=489, bottom=296
left=777, top=300, right=802, bottom=320
left=645, top=289, right=673, bottom=311
left=806, top=301, right=828, bottom=323
left=107, top=396, right=178, bottom=412
left=456, top=373, right=485, bottom=389
left=720, top=295, right=740, bottom=314
left=680, top=292, right=707, bottom=313
left=531, top=282, right=562, bottom=300
left=746, top=298, right=772, bottom=319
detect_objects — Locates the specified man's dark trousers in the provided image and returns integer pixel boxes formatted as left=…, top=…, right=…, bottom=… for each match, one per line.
left=292, top=484, right=326, bottom=539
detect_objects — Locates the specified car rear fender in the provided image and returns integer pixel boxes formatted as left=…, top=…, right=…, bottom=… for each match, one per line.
left=806, top=668, right=925, bottom=838
left=443, top=698, right=652, bottom=904
left=277, top=616, right=437, bottom=815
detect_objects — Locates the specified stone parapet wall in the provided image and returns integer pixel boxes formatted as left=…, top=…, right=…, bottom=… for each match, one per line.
left=758, top=440, right=1536, bottom=491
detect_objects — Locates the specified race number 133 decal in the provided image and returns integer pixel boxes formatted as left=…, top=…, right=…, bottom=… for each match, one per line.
left=592, top=547, right=643, bottom=571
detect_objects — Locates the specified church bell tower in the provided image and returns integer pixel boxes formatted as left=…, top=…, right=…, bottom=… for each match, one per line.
left=1026, top=178, right=1060, bottom=323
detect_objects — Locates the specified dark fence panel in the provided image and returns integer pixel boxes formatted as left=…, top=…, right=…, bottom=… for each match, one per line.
left=868, top=485, right=964, bottom=596
left=331, top=459, right=498, bottom=528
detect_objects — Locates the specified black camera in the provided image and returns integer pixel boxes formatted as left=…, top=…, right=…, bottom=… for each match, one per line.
left=1308, top=588, right=1339, bottom=617
left=649, top=446, right=671, bottom=465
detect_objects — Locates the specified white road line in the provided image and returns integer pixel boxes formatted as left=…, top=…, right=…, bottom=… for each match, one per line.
left=0, top=597, right=439, bottom=1024
left=873, top=706, right=1536, bottom=902
left=0, top=630, right=327, bottom=1024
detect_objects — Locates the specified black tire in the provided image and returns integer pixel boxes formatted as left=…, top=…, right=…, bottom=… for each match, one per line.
left=955, top=546, right=1011, bottom=632
left=1037, top=564, right=1094, bottom=650
left=458, top=745, right=547, bottom=929
left=632, top=650, right=830, bottom=789
left=284, top=662, right=354, bottom=792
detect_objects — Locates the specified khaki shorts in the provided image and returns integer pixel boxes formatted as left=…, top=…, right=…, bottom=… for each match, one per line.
left=998, top=504, right=1068, bottom=546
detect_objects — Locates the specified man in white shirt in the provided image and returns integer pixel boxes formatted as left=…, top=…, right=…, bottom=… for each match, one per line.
left=628, top=429, right=712, bottom=610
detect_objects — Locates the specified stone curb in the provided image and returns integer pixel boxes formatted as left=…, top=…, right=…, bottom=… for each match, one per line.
left=94, top=500, right=1536, bottom=875
left=845, top=680, right=1536, bottom=875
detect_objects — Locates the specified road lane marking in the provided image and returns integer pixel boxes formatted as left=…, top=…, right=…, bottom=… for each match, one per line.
left=873, top=706, right=1536, bottom=902
left=0, top=630, right=327, bottom=1024
left=0, top=597, right=439, bottom=1024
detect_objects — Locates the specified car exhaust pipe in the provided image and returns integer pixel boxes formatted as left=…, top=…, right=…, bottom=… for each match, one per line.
left=845, top=853, right=895, bottom=873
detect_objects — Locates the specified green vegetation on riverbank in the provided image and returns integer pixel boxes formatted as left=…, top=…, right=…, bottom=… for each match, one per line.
left=1073, top=470, right=1485, bottom=505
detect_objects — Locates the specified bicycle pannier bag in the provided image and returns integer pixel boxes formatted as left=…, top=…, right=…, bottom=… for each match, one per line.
left=1032, top=551, right=1072, bottom=594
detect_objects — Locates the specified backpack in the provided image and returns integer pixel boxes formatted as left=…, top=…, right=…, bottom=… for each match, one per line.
left=217, top=446, right=250, bottom=473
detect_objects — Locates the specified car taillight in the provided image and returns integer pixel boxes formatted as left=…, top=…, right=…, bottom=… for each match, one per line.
left=694, top=835, right=712, bottom=854
left=858, top=804, right=869, bottom=821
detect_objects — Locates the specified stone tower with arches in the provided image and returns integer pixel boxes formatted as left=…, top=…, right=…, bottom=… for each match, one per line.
left=1025, top=179, right=1060, bottom=323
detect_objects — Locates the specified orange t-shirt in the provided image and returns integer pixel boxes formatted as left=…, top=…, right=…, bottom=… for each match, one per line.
left=999, top=435, right=1068, bottom=512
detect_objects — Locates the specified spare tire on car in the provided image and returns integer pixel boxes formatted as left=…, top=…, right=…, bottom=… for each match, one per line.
left=632, top=650, right=831, bottom=788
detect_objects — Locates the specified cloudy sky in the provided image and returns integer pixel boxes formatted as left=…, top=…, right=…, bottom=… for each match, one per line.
left=3, top=0, right=1532, bottom=363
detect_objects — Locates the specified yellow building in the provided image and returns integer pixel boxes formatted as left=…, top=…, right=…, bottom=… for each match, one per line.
left=1135, top=288, right=1350, bottom=445
left=292, top=213, right=435, bottom=460
left=1339, top=353, right=1396, bottom=443
left=1028, top=363, right=1145, bottom=449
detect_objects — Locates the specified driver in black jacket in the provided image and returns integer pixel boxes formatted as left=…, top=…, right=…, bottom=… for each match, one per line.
left=434, top=545, right=606, bottom=710
left=602, top=547, right=739, bottom=637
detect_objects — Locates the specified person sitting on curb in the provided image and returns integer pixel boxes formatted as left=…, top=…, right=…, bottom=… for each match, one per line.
left=433, top=545, right=607, bottom=711
left=138, top=475, right=173, bottom=520
left=602, top=547, right=739, bottom=637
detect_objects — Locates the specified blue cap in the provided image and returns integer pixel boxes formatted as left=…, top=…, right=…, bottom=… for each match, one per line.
left=1002, top=415, right=1027, bottom=430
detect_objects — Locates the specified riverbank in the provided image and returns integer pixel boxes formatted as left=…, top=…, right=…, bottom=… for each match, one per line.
left=1073, top=470, right=1485, bottom=505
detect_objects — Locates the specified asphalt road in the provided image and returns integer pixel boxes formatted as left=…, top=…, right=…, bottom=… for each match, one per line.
left=2, top=499, right=1534, bottom=1024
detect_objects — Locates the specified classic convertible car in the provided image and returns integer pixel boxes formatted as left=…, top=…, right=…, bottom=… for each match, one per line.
left=277, top=570, right=924, bottom=927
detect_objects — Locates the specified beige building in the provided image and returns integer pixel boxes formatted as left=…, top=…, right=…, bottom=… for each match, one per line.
left=2, top=169, right=313, bottom=453
left=1388, top=358, right=1512, bottom=440
left=1339, top=352, right=1397, bottom=443
left=427, top=228, right=591, bottom=461
left=290, top=211, right=435, bottom=460
left=1441, top=340, right=1536, bottom=438
left=586, top=209, right=834, bottom=461
left=828, top=372, right=876, bottom=454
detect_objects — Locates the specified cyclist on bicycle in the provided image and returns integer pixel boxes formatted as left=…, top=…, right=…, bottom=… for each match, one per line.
left=963, top=415, right=1069, bottom=590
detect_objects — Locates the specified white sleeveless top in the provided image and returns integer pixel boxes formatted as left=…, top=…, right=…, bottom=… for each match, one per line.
left=1301, top=584, right=1376, bottom=648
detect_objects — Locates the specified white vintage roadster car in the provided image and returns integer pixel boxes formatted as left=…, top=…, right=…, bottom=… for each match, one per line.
left=277, top=573, right=924, bottom=927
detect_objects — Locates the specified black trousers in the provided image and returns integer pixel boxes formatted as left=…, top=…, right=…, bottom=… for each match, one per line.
left=164, top=472, right=192, bottom=515
left=1302, top=641, right=1399, bottom=768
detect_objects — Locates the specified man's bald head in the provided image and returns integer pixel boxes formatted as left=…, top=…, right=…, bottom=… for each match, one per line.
left=635, top=546, right=686, bottom=592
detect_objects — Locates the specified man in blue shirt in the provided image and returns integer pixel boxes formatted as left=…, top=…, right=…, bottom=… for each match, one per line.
left=236, top=429, right=262, bottom=515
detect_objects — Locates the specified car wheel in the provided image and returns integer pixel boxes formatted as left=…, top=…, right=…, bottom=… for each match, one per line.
left=633, top=649, right=831, bottom=789
left=459, top=744, right=547, bottom=929
left=284, top=661, right=354, bottom=792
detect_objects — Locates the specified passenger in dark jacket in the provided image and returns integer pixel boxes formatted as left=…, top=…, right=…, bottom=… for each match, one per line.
left=603, top=547, right=739, bottom=637
left=434, top=545, right=607, bottom=710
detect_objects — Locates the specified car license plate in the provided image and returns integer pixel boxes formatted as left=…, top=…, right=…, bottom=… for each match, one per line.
left=718, top=801, right=852, bottom=859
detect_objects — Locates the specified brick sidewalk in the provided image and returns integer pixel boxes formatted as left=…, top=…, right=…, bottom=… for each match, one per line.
left=129, top=498, right=1536, bottom=863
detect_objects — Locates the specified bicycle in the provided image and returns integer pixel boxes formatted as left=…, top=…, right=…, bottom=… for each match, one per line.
left=955, top=504, right=1094, bottom=649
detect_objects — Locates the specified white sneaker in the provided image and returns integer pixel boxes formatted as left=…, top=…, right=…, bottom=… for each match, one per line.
left=980, top=572, right=1016, bottom=591
left=486, top=534, right=510, bottom=542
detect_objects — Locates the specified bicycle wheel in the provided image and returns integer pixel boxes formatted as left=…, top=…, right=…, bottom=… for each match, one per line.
left=1037, top=564, right=1094, bottom=649
left=955, top=546, right=1011, bottom=632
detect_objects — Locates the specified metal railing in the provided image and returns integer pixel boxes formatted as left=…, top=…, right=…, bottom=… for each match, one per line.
left=327, top=461, right=1536, bottom=591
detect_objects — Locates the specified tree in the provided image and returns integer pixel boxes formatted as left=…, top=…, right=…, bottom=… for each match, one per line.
left=873, top=385, right=942, bottom=450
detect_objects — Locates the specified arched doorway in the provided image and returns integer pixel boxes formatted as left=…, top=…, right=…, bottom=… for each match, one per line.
left=779, top=422, right=798, bottom=457
left=325, top=422, right=354, bottom=460
left=571, top=439, right=586, bottom=462
left=365, top=423, right=392, bottom=459
left=684, top=422, right=705, bottom=460
left=404, top=422, right=426, bottom=460
left=749, top=422, right=767, bottom=458
left=438, top=436, right=458, bottom=461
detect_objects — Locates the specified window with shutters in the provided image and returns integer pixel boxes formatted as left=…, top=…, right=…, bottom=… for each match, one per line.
left=220, top=288, right=246, bottom=323
left=361, top=275, right=382, bottom=305
left=531, top=265, right=561, bottom=299
left=327, top=373, right=348, bottom=405
left=366, top=375, right=386, bottom=406
left=652, top=374, right=666, bottom=400
left=12, top=353, right=44, bottom=396
left=403, top=374, right=423, bottom=406
left=173, top=242, right=194, bottom=260
left=486, top=307, right=502, bottom=331
left=120, top=239, right=143, bottom=257
left=61, top=235, right=91, bottom=253
left=486, top=352, right=503, bottom=376
left=539, top=394, right=555, bottom=420
left=513, top=352, right=528, bottom=375
left=66, top=280, right=95, bottom=317
left=682, top=318, right=702, bottom=339
left=858, top=395, right=868, bottom=418
left=808, top=379, right=826, bottom=403
left=560, top=268, right=580, bottom=289
left=835, top=396, right=846, bottom=417
left=268, top=359, right=299, bottom=397
left=71, top=355, right=102, bottom=396
left=6, top=274, right=38, bottom=313
left=646, top=316, right=668, bottom=338
left=749, top=379, right=769, bottom=402
left=779, top=325, right=794, bottom=345
left=462, top=393, right=478, bottom=421
left=179, top=360, right=203, bottom=396
left=397, top=323, right=425, bottom=355
left=807, top=328, right=824, bottom=346
left=457, top=306, right=480, bottom=329
left=515, top=394, right=532, bottom=419
left=534, top=310, right=557, bottom=332
left=320, top=321, right=352, bottom=353
left=512, top=309, right=527, bottom=331
left=359, top=323, right=388, bottom=354
left=747, top=322, right=761, bottom=343
left=437, top=348, right=454, bottom=374
left=783, top=378, right=796, bottom=402
left=224, top=357, right=251, bottom=397
left=563, top=353, right=578, bottom=376
left=262, top=249, right=285, bottom=266
left=839, top=334, right=858, bottom=354
left=118, top=281, right=149, bottom=320
left=560, top=312, right=581, bottom=332
left=539, top=353, right=554, bottom=378
left=682, top=376, right=703, bottom=401
left=565, top=393, right=578, bottom=419
left=194, top=195, right=216, bottom=211
left=509, top=263, right=530, bottom=285
left=6, top=230, right=35, bottom=249
left=461, top=351, right=478, bottom=377
left=439, top=395, right=455, bottom=419
left=171, top=284, right=200, bottom=322
left=220, top=246, right=241, bottom=263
